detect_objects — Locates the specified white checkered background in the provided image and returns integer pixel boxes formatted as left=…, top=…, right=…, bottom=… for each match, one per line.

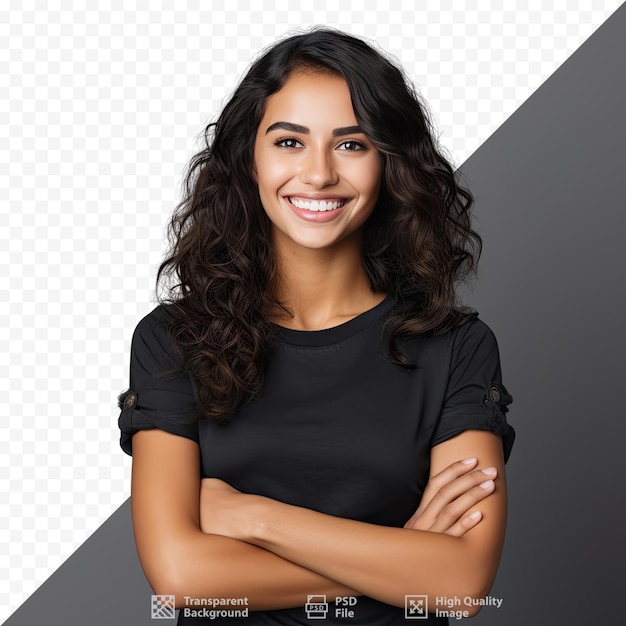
left=0, top=0, right=621, bottom=619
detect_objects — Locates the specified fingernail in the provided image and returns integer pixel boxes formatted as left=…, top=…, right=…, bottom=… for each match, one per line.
left=469, top=511, right=482, bottom=520
left=481, top=467, right=497, bottom=476
left=480, top=480, right=494, bottom=489
left=462, top=457, right=477, bottom=465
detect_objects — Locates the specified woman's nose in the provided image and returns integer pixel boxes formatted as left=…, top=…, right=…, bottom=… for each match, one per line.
left=299, top=148, right=339, bottom=187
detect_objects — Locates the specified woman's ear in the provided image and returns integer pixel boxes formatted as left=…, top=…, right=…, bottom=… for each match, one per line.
left=251, top=163, right=258, bottom=184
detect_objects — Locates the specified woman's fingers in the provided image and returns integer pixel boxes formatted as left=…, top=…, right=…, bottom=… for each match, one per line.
left=427, top=477, right=495, bottom=533
left=417, top=457, right=478, bottom=513
left=404, top=458, right=478, bottom=528
left=419, top=466, right=497, bottom=521
left=406, top=464, right=498, bottom=532
left=443, top=510, right=483, bottom=537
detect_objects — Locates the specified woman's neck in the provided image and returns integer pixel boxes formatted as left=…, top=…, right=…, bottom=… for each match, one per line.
left=270, top=234, right=386, bottom=331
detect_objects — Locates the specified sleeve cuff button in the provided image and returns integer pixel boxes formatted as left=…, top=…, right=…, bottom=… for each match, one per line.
left=121, top=392, right=137, bottom=409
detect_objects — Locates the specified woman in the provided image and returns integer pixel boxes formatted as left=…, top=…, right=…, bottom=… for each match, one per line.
left=119, top=28, right=514, bottom=625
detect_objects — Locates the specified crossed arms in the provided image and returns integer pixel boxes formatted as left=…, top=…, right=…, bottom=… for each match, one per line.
left=130, top=428, right=507, bottom=615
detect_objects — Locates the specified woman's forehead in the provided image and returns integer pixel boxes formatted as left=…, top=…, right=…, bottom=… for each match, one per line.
left=258, top=71, right=359, bottom=134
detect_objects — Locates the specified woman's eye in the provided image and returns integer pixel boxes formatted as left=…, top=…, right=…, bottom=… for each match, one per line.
left=275, top=137, right=302, bottom=149
left=338, top=140, right=365, bottom=152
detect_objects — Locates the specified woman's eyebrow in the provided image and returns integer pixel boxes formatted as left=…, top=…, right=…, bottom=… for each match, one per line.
left=332, top=125, right=363, bottom=137
left=265, top=121, right=308, bottom=135
left=265, top=122, right=364, bottom=136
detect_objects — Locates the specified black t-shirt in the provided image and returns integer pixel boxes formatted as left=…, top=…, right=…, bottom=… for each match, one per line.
left=119, top=295, right=514, bottom=625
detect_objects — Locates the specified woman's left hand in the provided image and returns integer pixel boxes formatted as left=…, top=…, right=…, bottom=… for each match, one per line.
left=199, top=478, right=257, bottom=539
left=403, top=457, right=497, bottom=535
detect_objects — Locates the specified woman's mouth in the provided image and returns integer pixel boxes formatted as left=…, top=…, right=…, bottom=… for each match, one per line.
left=287, top=197, right=346, bottom=212
left=284, top=196, right=349, bottom=223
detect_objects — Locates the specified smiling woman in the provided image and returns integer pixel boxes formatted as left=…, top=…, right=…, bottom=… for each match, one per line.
left=118, top=27, right=514, bottom=625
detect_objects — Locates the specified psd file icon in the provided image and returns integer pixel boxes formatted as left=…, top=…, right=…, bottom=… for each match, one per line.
left=305, top=594, right=329, bottom=619
left=405, top=595, right=428, bottom=619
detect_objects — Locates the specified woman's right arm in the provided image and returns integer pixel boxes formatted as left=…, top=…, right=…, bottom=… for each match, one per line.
left=130, top=428, right=358, bottom=610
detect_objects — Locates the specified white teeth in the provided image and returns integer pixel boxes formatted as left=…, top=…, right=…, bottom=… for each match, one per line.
left=289, top=197, right=344, bottom=211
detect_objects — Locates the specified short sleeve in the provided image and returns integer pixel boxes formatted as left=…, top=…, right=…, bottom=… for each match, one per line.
left=432, top=319, right=515, bottom=462
left=117, top=307, right=199, bottom=455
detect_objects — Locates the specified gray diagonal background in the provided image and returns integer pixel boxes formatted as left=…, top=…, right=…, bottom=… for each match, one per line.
left=4, top=4, right=626, bottom=625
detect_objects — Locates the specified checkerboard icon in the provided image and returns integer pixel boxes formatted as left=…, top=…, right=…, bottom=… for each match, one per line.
left=151, top=595, right=176, bottom=619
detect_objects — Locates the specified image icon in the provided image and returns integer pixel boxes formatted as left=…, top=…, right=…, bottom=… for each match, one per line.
left=405, top=595, right=428, bottom=619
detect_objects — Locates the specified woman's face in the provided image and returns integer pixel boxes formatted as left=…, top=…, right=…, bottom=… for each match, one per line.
left=253, top=70, right=382, bottom=254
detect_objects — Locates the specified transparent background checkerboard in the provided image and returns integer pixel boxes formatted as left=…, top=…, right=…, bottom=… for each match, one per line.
left=0, top=1, right=621, bottom=619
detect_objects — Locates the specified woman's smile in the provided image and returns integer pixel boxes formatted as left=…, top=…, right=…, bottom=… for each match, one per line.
left=283, top=194, right=350, bottom=223
left=286, top=196, right=347, bottom=212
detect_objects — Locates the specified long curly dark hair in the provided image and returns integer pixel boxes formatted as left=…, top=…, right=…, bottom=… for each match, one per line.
left=157, top=27, right=482, bottom=423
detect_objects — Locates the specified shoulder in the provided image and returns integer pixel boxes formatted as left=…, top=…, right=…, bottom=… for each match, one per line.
left=391, top=301, right=498, bottom=360
left=392, top=313, right=505, bottom=404
left=130, top=304, right=182, bottom=369
left=441, top=316, right=502, bottom=382
left=132, top=304, right=176, bottom=339
left=449, top=316, right=499, bottom=352
left=389, top=295, right=494, bottom=345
